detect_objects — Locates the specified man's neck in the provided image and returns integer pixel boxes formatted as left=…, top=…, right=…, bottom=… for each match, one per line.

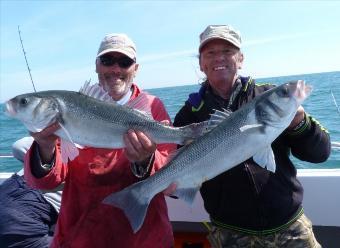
left=116, top=88, right=133, bottom=105
left=210, top=75, right=239, bottom=100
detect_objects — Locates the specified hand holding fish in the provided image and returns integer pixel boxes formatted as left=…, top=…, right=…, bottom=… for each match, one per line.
left=288, top=106, right=305, bottom=130
left=162, top=183, right=177, bottom=196
left=30, top=122, right=60, bottom=163
left=123, top=120, right=171, bottom=164
left=123, top=129, right=156, bottom=163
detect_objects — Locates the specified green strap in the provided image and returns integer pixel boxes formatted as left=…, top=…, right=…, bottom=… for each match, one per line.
left=211, top=208, right=304, bottom=235
left=191, top=100, right=205, bottom=112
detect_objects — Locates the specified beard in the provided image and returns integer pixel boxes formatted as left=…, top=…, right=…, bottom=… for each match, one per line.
left=99, top=73, right=134, bottom=101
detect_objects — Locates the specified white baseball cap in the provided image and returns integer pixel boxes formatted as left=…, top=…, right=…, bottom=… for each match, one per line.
left=199, top=25, right=242, bottom=52
left=97, top=33, right=137, bottom=59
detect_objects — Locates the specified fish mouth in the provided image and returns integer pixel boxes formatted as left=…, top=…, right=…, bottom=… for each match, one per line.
left=4, top=101, right=16, bottom=117
left=294, top=80, right=312, bottom=103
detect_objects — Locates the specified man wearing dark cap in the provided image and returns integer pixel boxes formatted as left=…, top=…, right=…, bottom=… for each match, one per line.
left=23, top=33, right=176, bottom=248
left=174, top=25, right=330, bottom=247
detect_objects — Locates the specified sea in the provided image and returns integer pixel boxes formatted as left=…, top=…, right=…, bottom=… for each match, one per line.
left=1, top=71, right=339, bottom=173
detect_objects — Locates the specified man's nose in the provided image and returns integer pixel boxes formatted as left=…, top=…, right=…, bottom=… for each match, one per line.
left=96, top=60, right=121, bottom=74
left=215, top=52, right=226, bottom=61
left=109, top=63, right=122, bottom=72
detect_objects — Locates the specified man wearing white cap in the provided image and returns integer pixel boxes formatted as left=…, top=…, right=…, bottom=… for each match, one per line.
left=23, top=33, right=175, bottom=247
left=174, top=25, right=330, bottom=247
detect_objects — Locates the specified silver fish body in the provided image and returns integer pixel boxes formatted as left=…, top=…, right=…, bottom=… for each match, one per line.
left=103, top=80, right=312, bottom=233
left=4, top=88, right=206, bottom=155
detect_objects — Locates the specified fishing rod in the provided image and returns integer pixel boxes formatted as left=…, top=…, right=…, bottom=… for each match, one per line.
left=0, top=27, right=37, bottom=159
left=17, top=25, right=37, bottom=92
left=330, top=88, right=340, bottom=117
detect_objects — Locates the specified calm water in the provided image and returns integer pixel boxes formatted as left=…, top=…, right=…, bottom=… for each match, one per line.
left=1, top=71, right=339, bottom=172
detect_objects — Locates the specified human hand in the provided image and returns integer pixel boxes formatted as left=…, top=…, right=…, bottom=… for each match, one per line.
left=288, top=106, right=305, bottom=130
left=30, top=122, right=60, bottom=163
left=162, top=182, right=177, bottom=196
left=123, top=130, right=156, bottom=163
left=123, top=120, right=170, bottom=163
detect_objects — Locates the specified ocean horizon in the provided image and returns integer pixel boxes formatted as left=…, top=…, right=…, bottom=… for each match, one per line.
left=1, top=71, right=339, bottom=172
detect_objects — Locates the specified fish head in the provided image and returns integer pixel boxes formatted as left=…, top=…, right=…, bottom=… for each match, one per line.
left=4, top=93, right=60, bottom=132
left=255, top=80, right=312, bottom=129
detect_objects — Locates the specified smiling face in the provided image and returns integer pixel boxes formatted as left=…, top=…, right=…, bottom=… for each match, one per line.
left=199, top=39, right=244, bottom=98
left=96, top=52, right=139, bottom=101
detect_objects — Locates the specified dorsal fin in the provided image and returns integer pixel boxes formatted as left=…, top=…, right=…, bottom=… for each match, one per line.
left=79, top=80, right=115, bottom=103
left=125, top=91, right=152, bottom=116
left=206, top=108, right=233, bottom=132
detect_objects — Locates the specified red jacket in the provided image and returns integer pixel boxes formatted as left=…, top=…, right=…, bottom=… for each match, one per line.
left=24, top=84, right=176, bottom=248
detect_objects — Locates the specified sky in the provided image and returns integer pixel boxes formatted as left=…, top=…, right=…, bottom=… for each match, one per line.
left=1, top=0, right=339, bottom=103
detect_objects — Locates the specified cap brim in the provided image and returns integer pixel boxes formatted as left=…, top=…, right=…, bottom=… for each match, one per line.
left=97, top=48, right=135, bottom=59
left=199, top=37, right=240, bottom=52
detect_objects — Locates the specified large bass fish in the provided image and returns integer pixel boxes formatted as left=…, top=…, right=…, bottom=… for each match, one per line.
left=103, top=80, right=312, bottom=233
left=4, top=82, right=207, bottom=162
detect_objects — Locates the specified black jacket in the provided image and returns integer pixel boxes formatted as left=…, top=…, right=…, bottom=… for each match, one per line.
left=173, top=76, right=331, bottom=232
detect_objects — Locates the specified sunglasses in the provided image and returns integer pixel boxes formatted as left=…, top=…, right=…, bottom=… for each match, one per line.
left=99, top=55, right=135, bottom=69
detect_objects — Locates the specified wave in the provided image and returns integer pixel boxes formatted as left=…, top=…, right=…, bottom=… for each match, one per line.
left=332, top=142, right=340, bottom=150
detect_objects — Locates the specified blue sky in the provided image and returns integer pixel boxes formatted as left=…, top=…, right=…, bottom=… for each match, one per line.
left=1, top=0, right=339, bottom=102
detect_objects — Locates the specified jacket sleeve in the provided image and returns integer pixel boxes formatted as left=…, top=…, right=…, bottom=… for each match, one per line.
left=173, top=102, right=198, bottom=128
left=24, top=141, right=68, bottom=190
left=285, top=114, right=331, bottom=163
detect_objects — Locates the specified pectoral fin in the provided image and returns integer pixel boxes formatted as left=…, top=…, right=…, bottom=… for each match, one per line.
left=60, top=139, right=79, bottom=163
left=58, top=123, right=79, bottom=163
left=253, top=146, right=276, bottom=172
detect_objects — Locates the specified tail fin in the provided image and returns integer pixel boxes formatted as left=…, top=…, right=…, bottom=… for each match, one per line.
left=102, top=181, right=153, bottom=233
left=178, top=121, right=209, bottom=145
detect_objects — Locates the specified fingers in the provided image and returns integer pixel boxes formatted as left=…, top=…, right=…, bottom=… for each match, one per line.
left=297, top=105, right=304, bottom=113
left=163, top=182, right=177, bottom=196
left=29, top=123, right=60, bottom=163
left=160, top=120, right=170, bottom=126
left=30, top=122, right=60, bottom=149
left=123, top=130, right=156, bottom=162
left=288, top=106, right=306, bottom=130
left=30, top=123, right=60, bottom=139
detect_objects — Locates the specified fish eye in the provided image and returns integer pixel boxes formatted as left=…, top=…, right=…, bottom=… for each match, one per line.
left=278, top=86, right=289, bottom=97
left=19, top=98, right=28, bottom=105
left=259, top=110, right=267, bottom=118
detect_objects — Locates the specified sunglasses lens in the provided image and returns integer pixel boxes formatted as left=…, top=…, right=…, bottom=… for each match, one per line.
left=99, top=55, right=135, bottom=68
left=99, top=55, right=113, bottom=66
left=118, top=57, right=135, bottom=68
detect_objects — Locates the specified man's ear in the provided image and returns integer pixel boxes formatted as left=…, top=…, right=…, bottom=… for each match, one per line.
left=133, top=63, right=139, bottom=78
left=199, top=56, right=204, bottom=72
left=238, top=52, right=244, bottom=69
left=95, top=58, right=99, bottom=73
